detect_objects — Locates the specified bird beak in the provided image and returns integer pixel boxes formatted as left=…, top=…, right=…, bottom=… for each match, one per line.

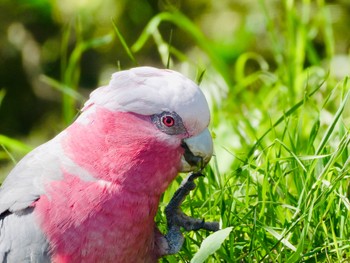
left=180, top=128, right=213, bottom=172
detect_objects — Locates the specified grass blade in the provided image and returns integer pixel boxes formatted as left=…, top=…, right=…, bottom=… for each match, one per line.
left=112, top=20, right=138, bottom=65
left=0, top=135, right=31, bottom=154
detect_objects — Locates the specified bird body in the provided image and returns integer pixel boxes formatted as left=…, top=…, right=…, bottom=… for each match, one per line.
left=0, top=67, right=213, bottom=262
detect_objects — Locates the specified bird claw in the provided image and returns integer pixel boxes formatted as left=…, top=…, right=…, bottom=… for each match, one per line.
left=163, top=172, right=219, bottom=254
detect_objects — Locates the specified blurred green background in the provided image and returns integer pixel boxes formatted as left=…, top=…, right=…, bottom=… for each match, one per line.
left=1, top=0, right=348, bottom=136
left=1, top=0, right=350, bottom=171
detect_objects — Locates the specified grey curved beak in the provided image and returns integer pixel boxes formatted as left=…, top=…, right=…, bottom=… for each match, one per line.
left=180, top=128, right=213, bottom=172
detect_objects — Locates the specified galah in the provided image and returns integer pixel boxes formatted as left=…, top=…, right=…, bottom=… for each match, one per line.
left=0, top=66, right=218, bottom=263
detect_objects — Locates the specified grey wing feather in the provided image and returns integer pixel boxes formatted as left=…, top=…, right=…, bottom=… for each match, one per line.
left=0, top=135, right=64, bottom=214
left=0, top=208, right=50, bottom=263
left=0, top=137, right=61, bottom=262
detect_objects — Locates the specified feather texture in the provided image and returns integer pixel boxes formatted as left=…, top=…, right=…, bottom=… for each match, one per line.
left=0, top=208, right=50, bottom=262
left=83, top=67, right=210, bottom=136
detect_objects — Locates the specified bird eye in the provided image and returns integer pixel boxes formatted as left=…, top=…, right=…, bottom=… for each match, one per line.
left=151, top=111, right=186, bottom=135
left=162, top=116, right=175, bottom=127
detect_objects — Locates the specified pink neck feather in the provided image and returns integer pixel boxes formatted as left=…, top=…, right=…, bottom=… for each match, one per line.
left=63, top=107, right=185, bottom=194
left=34, top=107, right=186, bottom=262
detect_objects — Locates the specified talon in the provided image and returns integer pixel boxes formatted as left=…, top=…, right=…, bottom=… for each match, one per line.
left=165, top=172, right=219, bottom=233
left=165, top=173, right=203, bottom=218
left=184, top=219, right=205, bottom=231
left=202, top=221, right=220, bottom=232
left=187, top=172, right=204, bottom=182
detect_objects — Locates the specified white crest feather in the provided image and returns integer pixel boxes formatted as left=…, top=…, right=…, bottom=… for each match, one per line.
left=81, top=67, right=210, bottom=136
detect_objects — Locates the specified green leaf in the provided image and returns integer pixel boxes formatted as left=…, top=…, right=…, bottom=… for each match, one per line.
left=0, top=135, right=32, bottom=154
left=112, top=20, right=138, bottom=65
left=0, top=89, right=6, bottom=107
left=264, top=226, right=296, bottom=251
left=40, top=75, right=85, bottom=102
left=190, top=227, right=232, bottom=263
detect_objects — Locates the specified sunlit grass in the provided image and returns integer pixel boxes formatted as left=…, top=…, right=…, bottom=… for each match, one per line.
left=154, top=1, right=350, bottom=262
left=1, top=0, right=350, bottom=262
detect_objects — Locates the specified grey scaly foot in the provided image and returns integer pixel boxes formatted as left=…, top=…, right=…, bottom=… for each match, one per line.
left=163, top=172, right=219, bottom=254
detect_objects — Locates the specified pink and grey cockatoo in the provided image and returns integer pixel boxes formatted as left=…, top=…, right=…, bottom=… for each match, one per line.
left=0, top=66, right=218, bottom=262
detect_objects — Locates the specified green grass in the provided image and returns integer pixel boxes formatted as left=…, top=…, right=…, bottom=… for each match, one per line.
left=152, top=2, right=350, bottom=262
left=1, top=0, right=350, bottom=262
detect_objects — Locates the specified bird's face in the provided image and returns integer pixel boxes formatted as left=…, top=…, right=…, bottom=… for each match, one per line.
left=78, top=66, right=213, bottom=178
left=149, top=110, right=213, bottom=172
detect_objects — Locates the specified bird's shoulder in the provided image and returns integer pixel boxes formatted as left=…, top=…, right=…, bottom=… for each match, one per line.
left=0, top=134, right=65, bottom=214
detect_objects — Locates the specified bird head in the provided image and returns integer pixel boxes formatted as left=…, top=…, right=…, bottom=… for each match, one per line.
left=65, top=67, right=212, bottom=193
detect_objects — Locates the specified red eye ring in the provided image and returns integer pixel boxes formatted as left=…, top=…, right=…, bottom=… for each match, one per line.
left=162, top=116, right=175, bottom=127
